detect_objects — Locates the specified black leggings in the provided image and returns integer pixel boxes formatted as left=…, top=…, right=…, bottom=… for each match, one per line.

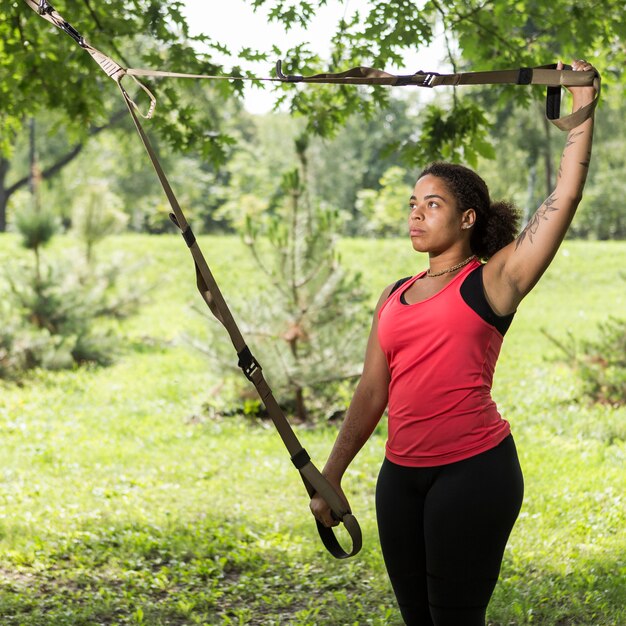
left=375, top=436, right=524, bottom=626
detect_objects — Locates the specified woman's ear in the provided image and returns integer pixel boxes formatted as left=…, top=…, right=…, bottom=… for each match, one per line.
left=461, top=208, right=476, bottom=230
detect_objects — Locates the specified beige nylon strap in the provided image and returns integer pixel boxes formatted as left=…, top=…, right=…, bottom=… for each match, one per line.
left=275, top=61, right=600, bottom=130
left=24, top=0, right=362, bottom=558
left=24, top=0, right=599, bottom=130
left=117, top=79, right=362, bottom=558
left=126, top=62, right=602, bottom=131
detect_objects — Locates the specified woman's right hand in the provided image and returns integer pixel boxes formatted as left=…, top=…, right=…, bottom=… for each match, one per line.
left=309, top=481, right=347, bottom=528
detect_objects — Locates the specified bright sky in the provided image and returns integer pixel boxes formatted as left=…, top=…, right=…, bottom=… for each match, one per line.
left=180, top=0, right=449, bottom=113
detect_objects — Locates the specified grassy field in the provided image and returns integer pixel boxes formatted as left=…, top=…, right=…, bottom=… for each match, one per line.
left=0, top=234, right=624, bottom=625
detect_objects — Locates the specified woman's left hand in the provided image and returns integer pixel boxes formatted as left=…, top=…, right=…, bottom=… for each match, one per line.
left=559, top=58, right=597, bottom=105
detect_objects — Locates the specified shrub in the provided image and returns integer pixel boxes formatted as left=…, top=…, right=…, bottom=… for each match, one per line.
left=542, top=316, right=626, bottom=406
left=0, top=200, right=145, bottom=378
left=194, top=134, right=370, bottom=422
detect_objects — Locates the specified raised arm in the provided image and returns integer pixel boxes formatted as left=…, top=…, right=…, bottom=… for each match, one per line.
left=309, top=285, right=392, bottom=527
left=484, top=59, right=598, bottom=315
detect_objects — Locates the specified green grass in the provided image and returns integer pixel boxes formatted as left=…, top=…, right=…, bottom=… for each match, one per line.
left=0, top=234, right=625, bottom=625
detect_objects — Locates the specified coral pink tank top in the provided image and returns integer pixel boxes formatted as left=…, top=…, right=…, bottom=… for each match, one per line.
left=377, top=260, right=511, bottom=467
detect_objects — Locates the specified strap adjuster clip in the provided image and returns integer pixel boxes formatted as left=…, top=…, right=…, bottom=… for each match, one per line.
left=61, top=20, right=86, bottom=47
left=414, top=71, right=440, bottom=88
left=237, top=346, right=261, bottom=381
left=38, top=1, right=86, bottom=47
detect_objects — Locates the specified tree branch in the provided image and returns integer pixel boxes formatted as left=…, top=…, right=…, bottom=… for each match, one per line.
left=82, top=0, right=133, bottom=69
left=5, top=108, right=127, bottom=199
left=434, top=0, right=522, bottom=59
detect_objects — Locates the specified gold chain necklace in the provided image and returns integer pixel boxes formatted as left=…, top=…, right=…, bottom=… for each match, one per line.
left=426, top=254, right=477, bottom=278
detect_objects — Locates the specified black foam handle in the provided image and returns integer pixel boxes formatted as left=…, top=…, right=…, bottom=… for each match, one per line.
left=546, top=85, right=562, bottom=121
left=544, top=63, right=573, bottom=122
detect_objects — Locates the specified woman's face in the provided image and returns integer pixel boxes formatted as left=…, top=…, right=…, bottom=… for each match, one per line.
left=408, top=174, right=468, bottom=254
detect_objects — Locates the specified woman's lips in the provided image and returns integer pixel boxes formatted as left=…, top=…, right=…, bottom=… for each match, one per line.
left=410, top=228, right=425, bottom=236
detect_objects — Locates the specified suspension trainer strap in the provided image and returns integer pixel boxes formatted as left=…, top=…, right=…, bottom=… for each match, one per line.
left=120, top=83, right=362, bottom=559
left=128, top=62, right=600, bottom=131
left=274, top=61, right=600, bottom=131
left=24, top=0, right=361, bottom=559
left=112, top=62, right=602, bottom=131
left=25, top=0, right=599, bottom=131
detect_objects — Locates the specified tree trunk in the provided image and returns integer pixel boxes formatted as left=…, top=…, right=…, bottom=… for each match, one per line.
left=0, top=158, right=8, bottom=232
left=0, top=109, right=127, bottom=232
left=294, top=386, right=308, bottom=423
left=523, top=163, right=537, bottom=227
left=287, top=334, right=309, bottom=422
left=543, top=115, right=553, bottom=196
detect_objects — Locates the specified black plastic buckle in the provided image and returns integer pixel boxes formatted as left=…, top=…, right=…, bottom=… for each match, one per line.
left=181, top=226, right=196, bottom=248
left=60, top=20, right=86, bottom=47
left=168, top=213, right=196, bottom=247
left=237, top=346, right=261, bottom=382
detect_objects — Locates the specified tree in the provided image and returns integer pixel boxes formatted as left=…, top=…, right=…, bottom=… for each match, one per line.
left=8, top=1, right=625, bottom=161
left=355, top=166, right=413, bottom=237
left=308, top=95, right=418, bottom=230
left=566, top=97, right=626, bottom=240
left=4, top=1, right=626, bottom=242
left=215, top=101, right=419, bottom=236
left=543, top=304, right=626, bottom=407
left=0, top=111, right=126, bottom=231
left=1, top=193, right=144, bottom=377
left=0, top=0, right=243, bottom=229
left=195, top=133, right=371, bottom=421
left=247, top=0, right=625, bottom=158
left=6, top=2, right=625, bottom=193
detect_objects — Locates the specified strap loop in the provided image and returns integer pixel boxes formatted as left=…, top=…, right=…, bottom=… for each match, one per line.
left=541, top=63, right=601, bottom=131
left=290, top=448, right=311, bottom=470
left=517, top=67, right=533, bottom=85
left=298, top=462, right=362, bottom=559
left=181, top=226, right=196, bottom=248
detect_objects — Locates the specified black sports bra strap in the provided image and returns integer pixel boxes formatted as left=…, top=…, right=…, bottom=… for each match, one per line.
left=389, top=276, right=412, bottom=296
left=460, top=265, right=515, bottom=336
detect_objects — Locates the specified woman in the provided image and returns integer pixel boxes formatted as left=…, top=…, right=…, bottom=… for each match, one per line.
left=310, top=59, right=597, bottom=625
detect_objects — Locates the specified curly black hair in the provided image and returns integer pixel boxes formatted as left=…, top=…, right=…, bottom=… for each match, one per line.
left=417, top=162, right=521, bottom=259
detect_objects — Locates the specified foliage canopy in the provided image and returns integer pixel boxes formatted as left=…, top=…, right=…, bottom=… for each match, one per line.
left=3, top=0, right=625, bottom=158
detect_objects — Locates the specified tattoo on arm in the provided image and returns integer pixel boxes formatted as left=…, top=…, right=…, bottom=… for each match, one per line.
left=565, top=130, right=584, bottom=150
left=580, top=148, right=592, bottom=169
left=515, top=193, right=559, bottom=249
left=558, top=131, right=587, bottom=180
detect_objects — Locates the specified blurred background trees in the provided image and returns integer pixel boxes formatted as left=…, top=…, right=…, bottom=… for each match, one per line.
left=2, top=0, right=625, bottom=239
left=1, top=0, right=624, bottom=406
